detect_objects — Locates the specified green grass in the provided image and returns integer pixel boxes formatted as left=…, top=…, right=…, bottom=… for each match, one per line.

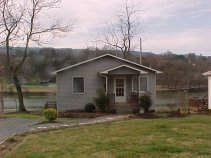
left=4, top=113, right=85, bottom=123
left=4, top=115, right=211, bottom=158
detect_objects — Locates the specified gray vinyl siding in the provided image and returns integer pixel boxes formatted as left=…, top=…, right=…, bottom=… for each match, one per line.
left=146, top=74, right=156, bottom=110
left=56, top=56, right=157, bottom=112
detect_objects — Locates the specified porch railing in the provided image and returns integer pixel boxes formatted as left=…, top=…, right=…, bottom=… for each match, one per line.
left=107, top=93, right=115, bottom=110
left=129, top=92, right=139, bottom=112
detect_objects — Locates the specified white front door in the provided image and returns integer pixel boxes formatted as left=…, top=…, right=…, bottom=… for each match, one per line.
left=114, top=77, right=126, bottom=102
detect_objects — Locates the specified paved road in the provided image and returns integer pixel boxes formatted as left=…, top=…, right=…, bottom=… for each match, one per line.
left=0, top=115, right=126, bottom=143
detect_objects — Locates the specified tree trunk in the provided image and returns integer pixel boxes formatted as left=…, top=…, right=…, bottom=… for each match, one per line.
left=12, top=74, right=27, bottom=112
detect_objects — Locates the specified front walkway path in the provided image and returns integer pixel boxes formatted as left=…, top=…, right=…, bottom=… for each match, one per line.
left=0, top=115, right=127, bottom=143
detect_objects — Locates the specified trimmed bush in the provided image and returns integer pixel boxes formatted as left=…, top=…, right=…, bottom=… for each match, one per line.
left=140, top=95, right=151, bottom=113
left=94, top=88, right=107, bottom=112
left=43, top=108, right=58, bottom=122
left=84, top=103, right=96, bottom=112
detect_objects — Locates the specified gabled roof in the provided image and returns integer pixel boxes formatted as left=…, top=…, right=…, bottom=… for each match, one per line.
left=52, top=54, right=162, bottom=74
left=203, top=71, right=211, bottom=76
left=100, top=64, right=148, bottom=74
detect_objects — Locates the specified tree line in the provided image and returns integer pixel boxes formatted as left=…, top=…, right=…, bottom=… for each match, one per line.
left=1, top=48, right=210, bottom=89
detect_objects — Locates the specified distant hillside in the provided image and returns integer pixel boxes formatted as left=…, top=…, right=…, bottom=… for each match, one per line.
left=1, top=46, right=211, bottom=87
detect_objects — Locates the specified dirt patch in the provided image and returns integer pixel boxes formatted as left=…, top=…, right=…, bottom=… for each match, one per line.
left=0, top=134, right=25, bottom=158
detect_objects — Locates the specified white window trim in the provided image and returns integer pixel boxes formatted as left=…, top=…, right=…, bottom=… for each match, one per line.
left=72, top=76, right=85, bottom=94
left=139, top=76, right=149, bottom=93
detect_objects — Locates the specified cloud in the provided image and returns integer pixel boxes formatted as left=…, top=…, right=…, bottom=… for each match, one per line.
left=38, top=0, right=211, bottom=56
left=143, top=29, right=211, bottom=55
left=142, top=0, right=202, bottom=20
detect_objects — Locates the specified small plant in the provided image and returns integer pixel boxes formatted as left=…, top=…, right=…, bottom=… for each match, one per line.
left=139, top=95, right=151, bottom=113
left=84, top=103, right=96, bottom=112
left=94, top=88, right=107, bottom=112
left=43, top=108, right=58, bottom=122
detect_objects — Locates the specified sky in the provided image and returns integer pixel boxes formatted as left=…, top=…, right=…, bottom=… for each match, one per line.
left=46, top=0, right=211, bottom=56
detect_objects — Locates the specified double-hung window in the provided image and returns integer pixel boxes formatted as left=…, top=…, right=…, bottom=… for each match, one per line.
left=132, top=76, right=148, bottom=92
left=73, top=77, right=85, bottom=94
left=139, top=77, right=148, bottom=92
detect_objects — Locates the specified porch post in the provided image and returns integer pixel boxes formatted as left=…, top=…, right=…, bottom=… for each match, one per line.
left=105, top=76, right=108, bottom=95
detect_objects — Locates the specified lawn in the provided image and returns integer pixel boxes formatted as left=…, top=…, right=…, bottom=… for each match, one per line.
left=4, top=112, right=85, bottom=123
left=5, top=115, right=211, bottom=158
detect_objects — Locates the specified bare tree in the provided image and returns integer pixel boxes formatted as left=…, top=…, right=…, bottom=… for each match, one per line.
left=0, top=0, right=72, bottom=112
left=99, top=0, right=142, bottom=59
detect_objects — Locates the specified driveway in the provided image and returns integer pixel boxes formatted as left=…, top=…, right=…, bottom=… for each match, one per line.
left=0, top=118, right=37, bottom=143
left=0, top=115, right=127, bottom=143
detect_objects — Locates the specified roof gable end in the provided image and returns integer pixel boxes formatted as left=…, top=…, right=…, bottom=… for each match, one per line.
left=52, top=54, right=162, bottom=74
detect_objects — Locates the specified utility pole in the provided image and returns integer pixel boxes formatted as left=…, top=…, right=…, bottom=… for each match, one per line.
left=140, top=37, right=142, bottom=65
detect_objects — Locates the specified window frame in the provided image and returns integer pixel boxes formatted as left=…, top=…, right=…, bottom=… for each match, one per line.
left=139, top=76, right=149, bottom=92
left=72, top=76, right=85, bottom=94
left=132, top=76, right=149, bottom=93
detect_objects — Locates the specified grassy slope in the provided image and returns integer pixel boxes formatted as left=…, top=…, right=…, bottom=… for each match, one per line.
left=5, top=115, right=211, bottom=158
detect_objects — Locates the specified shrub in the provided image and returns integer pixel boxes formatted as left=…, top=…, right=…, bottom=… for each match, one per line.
left=94, top=88, right=107, bottom=112
left=139, top=95, right=151, bottom=113
left=84, top=103, right=96, bottom=112
left=43, top=108, right=58, bottom=122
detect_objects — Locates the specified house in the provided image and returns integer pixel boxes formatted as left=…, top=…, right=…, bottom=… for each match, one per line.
left=202, top=71, right=211, bottom=110
left=52, top=54, right=161, bottom=113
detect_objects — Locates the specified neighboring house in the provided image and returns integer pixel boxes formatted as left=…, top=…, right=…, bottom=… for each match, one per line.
left=202, top=71, right=211, bottom=110
left=52, top=54, right=161, bottom=113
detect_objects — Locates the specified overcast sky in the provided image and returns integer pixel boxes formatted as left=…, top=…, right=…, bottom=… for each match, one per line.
left=47, top=0, right=211, bottom=56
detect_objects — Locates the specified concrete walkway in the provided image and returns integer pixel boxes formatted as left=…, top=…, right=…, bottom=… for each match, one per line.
left=0, top=115, right=127, bottom=143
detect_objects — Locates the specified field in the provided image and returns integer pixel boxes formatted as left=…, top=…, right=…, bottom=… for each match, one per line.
left=4, top=115, right=211, bottom=158
left=1, top=84, right=56, bottom=94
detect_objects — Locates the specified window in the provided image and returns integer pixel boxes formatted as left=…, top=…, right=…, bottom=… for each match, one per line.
left=132, top=76, right=138, bottom=92
left=140, top=77, right=148, bottom=91
left=116, top=79, right=124, bottom=96
left=73, top=77, right=85, bottom=94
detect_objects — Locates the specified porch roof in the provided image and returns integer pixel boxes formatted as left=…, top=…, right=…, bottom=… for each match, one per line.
left=100, top=64, right=148, bottom=75
left=203, top=71, right=211, bottom=76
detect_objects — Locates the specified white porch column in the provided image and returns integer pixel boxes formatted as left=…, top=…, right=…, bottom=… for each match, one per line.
left=208, top=76, right=211, bottom=110
left=106, top=76, right=108, bottom=94
left=202, top=71, right=211, bottom=110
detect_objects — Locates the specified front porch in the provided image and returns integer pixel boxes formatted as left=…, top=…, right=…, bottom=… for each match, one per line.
left=100, top=65, right=150, bottom=113
left=107, top=92, right=139, bottom=113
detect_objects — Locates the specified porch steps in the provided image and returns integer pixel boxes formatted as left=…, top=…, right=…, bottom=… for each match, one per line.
left=115, top=103, right=134, bottom=114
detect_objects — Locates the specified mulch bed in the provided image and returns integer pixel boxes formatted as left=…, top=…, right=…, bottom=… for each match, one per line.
left=129, top=111, right=189, bottom=119
left=59, top=111, right=114, bottom=118
left=129, top=112, right=161, bottom=119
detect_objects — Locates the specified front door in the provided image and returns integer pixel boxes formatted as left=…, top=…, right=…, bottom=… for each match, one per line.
left=114, top=77, right=126, bottom=102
